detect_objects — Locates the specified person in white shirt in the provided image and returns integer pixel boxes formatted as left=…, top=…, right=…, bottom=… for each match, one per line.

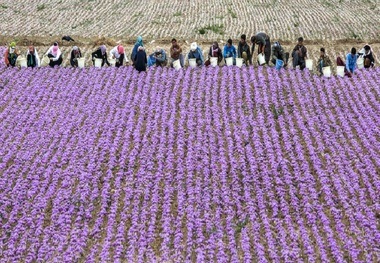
left=110, top=45, right=128, bottom=67
left=45, top=42, right=63, bottom=67
left=26, top=45, right=40, bottom=68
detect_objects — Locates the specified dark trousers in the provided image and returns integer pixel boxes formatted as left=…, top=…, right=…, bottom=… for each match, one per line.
left=264, top=38, right=271, bottom=65
left=92, top=58, right=109, bottom=67
left=48, top=54, right=63, bottom=67
left=156, top=60, right=167, bottom=67
left=257, top=38, right=271, bottom=65
left=292, top=52, right=305, bottom=70
left=116, top=54, right=125, bottom=68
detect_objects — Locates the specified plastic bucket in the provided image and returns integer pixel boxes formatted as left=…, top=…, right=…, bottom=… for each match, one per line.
left=94, top=58, right=102, bottom=68
left=257, top=53, right=265, bottom=65
left=109, top=58, right=116, bottom=67
left=306, top=59, right=313, bottom=71
left=226, top=57, right=233, bottom=66
left=173, top=59, right=181, bottom=70
left=189, top=58, right=197, bottom=68
left=210, top=57, right=218, bottom=67
left=275, top=59, right=284, bottom=70
left=336, top=66, right=345, bottom=77
left=322, top=66, right=331, bottom=78
left=77, top=58, right=85, bottom=68
left=41, top=56, right=50, bottom=67
left=357, top=57, right=364, bottom=69
left=17, top=57, right=27, bottom=68
left=236, top=58, right=243, bottom=68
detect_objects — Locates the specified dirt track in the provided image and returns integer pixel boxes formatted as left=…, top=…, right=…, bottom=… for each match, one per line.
left=0, top=35, right=377, bottom=49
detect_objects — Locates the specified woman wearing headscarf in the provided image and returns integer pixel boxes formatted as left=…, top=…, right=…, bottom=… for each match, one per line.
left=70, top=46, right=82, bottom=67
left=4, top=42, right=20, bottom=67
left=134, top=46, right=147, bottom=72
left=205, top=41, right=223, bottom=66
left=45, top=42, right=63, bottom=67
left=110, top=45, right=128, bottom=67
left=131, top=36, right=143, bottom=64
left=91, top=45, right=110, bottom=67
left=26, top=45, right=40, bottom=68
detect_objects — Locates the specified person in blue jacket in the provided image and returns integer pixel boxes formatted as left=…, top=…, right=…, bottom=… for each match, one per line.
left=131, top=36, right=143, bottom=65
left=148, top=46, right=167, bottom=67
left=223, top=39, right=236, bottom=65
left=188, top=42, right=204, bottom=66
left=345, top=47, right=358, bottom=77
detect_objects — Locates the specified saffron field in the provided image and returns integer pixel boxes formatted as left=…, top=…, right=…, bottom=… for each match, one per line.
left=0, top=63, right=380, bottom=262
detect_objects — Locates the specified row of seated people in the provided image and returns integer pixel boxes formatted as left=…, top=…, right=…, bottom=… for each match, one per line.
left=4, top=35, right=375, bottom=76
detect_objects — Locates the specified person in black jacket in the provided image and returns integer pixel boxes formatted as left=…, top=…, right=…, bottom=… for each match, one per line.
left=134, top=46, right=147, bottom=72
left=292, top=37, right=307, bottom=70
left=91, top=45, right=110, bottom=67
left=360, top=45, right=375, bottom=68
left=251, top=32, right=271, bottom=65
left=205, top=42, right=223, bottom=66
left=26, top=45, right=40, bottom=68
left=238, top=34, right=251, bottom=65
left=70, top=46, right=82, bottom=67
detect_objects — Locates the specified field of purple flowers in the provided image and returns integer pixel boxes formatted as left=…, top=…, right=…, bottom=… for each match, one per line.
left=0, top=63, right=380, bottom=262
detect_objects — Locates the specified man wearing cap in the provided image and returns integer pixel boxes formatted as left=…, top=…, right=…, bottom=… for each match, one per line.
left=70, top=46, right=82, bottom=67
left=111, top=45, right=128, bottom=67
left=292, top=37, right=307, bottom=70
left=251, top=32, right=271, bottom=65
left=188, top=42, right=204, bottom=66
left=317, top=48, right=332, bottom=74
left=238, top=34, right=252, bottom=65
left=271, top=41, right=289, bottom=67
left=4, top=42, right=20, bottom=67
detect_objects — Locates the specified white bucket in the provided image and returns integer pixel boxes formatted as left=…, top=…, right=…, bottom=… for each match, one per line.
left=336, top=66, right=345, bottom=77
left=357, top=57, right=364, bottom=69
left=109, top=58, right=116, bottom=67
left=236, top=58, right=243, bottom=68
left=17, top=57, right=27, bottom=68
left=41, top=56, right=50, bottom=67
left=210, top=57, right=218, bottom=67
left=257, top=53, right=265, bottom=65
left=322, top=66, right=331, bottom=78
left=77, top=58, right=85, bottom=68
left=173, top=59, right=181, bottom=70
left=306, top=59, right=313, bottom=71
left=95, top=58, right=102, bottom=68
left=226, top=57, right=233, bottom=66
left=189, top=58, right=197, bottom=68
